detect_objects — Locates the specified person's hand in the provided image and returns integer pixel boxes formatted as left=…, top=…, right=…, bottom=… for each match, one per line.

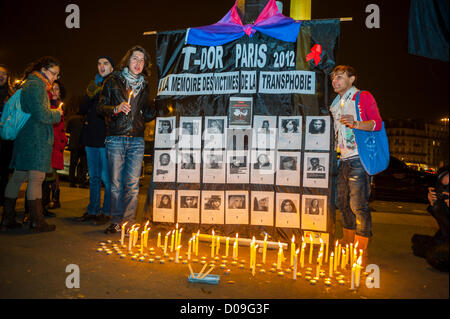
left=428, top=187, right=437, bottom=206
left=115, top=102, right=131, bottom=115
left=443, top=192, right=449, bottom=207
left=56, top=106, right=63, bottom=116
left=340, top=114, right=356, bottom=128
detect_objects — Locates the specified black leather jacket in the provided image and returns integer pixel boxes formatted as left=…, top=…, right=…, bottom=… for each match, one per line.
left=97, top=71, right=155, bottom=137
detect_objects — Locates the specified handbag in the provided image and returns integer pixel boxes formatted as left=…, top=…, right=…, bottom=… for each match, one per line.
left=353, top=91, right=390, bottom=175
left=0, top=89, right=31, bottom=140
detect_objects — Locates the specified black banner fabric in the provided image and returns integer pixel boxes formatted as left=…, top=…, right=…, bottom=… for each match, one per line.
left=144, top=19, right=340, bottom=242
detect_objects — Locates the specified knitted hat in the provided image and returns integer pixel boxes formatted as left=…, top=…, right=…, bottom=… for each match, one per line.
left=98, top=56, right=115, bottom=68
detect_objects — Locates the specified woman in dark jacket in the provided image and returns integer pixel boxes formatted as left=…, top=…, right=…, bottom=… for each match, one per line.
left=0, top=57, right=62, bottom=233
left=97, top=46, right=155, bottom=234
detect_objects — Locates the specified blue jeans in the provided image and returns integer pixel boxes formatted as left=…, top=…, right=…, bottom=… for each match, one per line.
left=105, top=136, right=144, bottom=224
left=85, top=146, right=111, bottom=216
left=336, top=157, right=372, bottom=237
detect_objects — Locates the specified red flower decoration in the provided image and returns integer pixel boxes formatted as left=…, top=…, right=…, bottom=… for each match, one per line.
left=306, top=44, right=322, bottom=66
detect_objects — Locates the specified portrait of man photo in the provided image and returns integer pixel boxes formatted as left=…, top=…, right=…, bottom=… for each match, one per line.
left=207, top=154, right=222, bottom=169
left=307, top=157, right=326, bottom=171
left=207, top=119, right=224, bottom=134
left=181, top=121, right=196, bottom=135
left=156, top=153, right=171, bottom=175
left=279, top=156, right=297, bottom=171
left=230, top=156, right=247, bottom=174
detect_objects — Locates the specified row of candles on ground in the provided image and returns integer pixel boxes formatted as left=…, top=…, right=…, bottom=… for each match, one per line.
left=118, top=222, right=365, bottom=289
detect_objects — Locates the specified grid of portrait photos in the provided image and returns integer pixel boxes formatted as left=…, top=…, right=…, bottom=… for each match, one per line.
left=152, top=114, right=331, bottom=232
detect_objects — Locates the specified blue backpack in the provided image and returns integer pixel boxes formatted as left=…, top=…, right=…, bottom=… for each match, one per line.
left=353, top=91, right=390, bottom=175
left=0, top=89, right=31, bottom=140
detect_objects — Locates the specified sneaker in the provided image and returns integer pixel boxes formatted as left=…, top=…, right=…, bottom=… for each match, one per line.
left=92, top=213, right=110, bottom=225
left=105, top=223, right=120, bottom=234
left=75, top=212, right=97, bottom=222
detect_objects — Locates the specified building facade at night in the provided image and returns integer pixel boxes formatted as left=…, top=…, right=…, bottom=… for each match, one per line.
left=385, top=118, right=449, bottom=171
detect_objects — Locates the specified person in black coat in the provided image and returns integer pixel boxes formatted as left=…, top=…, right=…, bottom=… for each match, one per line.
left=75, top=56, right=114, bottom=224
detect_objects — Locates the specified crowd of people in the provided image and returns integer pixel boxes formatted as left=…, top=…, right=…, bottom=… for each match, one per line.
left=0, top=58, right=448, bottom=272
left=0, top=45, right=155, bottom=235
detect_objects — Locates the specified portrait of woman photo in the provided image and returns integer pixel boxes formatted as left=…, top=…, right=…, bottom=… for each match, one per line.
left=230, top=156, right=247, bottom=174
left=181, top=196, right=198, bottom=208
left=181, top=153, right=195, bottom=169
left=280, top=199, right=297, bottom=213
left=158, top=120, right=172, bottom=134
left=207, top=119, right=224, bottom=134
left=281, top=119, right=299, bottom=133
left=253, top=197, right=269, bottom=211
left=308, top=119, right=326, bottom=134
left=253, top=153, right=271, bottom=169
left=306, top=199, right=323, bottom=215
left=259, top=120, right=271, bottom=134
left=204, top=196, right=221, bottom=210
left=280, top=156, right=297, bottom=171
left=158, top=195, right=172, bottom=208
left=228, top=195, right=246, bottom=209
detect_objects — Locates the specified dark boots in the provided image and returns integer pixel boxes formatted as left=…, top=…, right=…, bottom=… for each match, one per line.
left=41, top=181, right=55, bottom=217
left=28, top=199, right=56, bottom=233
left=47, top=188, right=60, bottom=209
left=0, top=197, right=22, bottom=231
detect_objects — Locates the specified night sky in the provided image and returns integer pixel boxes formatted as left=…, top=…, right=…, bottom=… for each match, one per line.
left=1, top=0, right=448, bottom=121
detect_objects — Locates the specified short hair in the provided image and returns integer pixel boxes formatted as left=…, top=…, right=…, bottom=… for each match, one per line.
left=331, top=65, right=357, bottom=83
left=53, top=80, right=66, bottom=101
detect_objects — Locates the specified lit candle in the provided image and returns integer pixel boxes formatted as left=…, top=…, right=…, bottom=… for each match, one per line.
left=329, top=252, right=334, bottom=278
left=174, top=223, right=179, bottom=247
left=128, top=225, right=135, bottom=251
left=309, top=234, right=314, bottom=264
left=216, top=235, right=220, bottom=256
left=196, top=230, right=200, bottom=256
left=225, top=237, right=230, bottom=257
left=250, top=237, right=256, bottom=269
left=211, top=230, right=215, bottom=258
left=262, top=234, right=267, bottom=264
left=234, top=233, right=239, bottom=260
left=120, top=222, right=128, bottom=246
left=319, top=238, right=324, bottom=261
left=341, top=248, right=346, bottom=270
left=133, top=227, right=139, bottom=247
left=325, top=238, right=329, bottom=264
left=355, top=256, right=362, bottom=287
left=127, top=90, right=133, bottom=104
left=252, top=244, right=258, bottom=276
left=187, top=238, right=192, bottom=261
left=293, top=248, right=299, bottom=280
left=351, top=263, right=356, bottom=290
left=277, top=242, right=282, bottom=270
left=175, top=245, right=181, bottom=263
left=290, top=235, right=295, bottom=267
left=178, top=228, right=183, bottom=247
left=337, top=242, right=342, bottom=269
left=164, top=231, right=170, bottom=255
left=140, top=230, right=145, bottom=254
left=300, top=242, right=306, bottom=268
left=157, top=232, right=161, bottom=248
left=143, top=220, right=149, bottom=233
left=170, top=230, right=175, bottom=252
left=316, top=256, right=321, bottom=279
left=354, top=241, right=359, bottom=264
left=349, top=243, right=353, bottom=266
left=345, top=244, right=349, bottom=267
left=334, top=240, right=338, bottom=271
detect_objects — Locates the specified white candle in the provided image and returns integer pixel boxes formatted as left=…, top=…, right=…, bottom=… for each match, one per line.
left=225, top=237, right=230, bottom=257
left=178, top=228, right=183, bottom=248
left=157, top=232, right=161, bottom=248
left=309, top=235, right=314, bottom=264
left=325, top=238, right=329, bottom=264
left=356, top=256, right=362, bottom=287
left=170, top=230, right=175, bottom=252
left=175, top=245, right=181, bottom=263
left=300, top=242, right=306, bottom=268
left=216, top=235, right=220, bottom=255
left=351, top=263, right=356, bottom=290
left=128, top=226, right=134, bottom=251
left=164, top=231, right=170, bottom=255
left=121, top=221, right=128, bottom=246
left=329, top=252, right=334, bottom=278
left=293, top=248, right=299, bottom=280
left=290, top=235, right=295, bottom=267
left=174, top=224, right=179, bottom=248
left=277, top=242, right=282, bottom=270
left=127, top=90, right=133, bottom=104
left=262, top=234, right=267, bottom=264
left=211, top=230, right=215, bottom=258
left=187, top=239, right=192, bottom=260
left=196, top=231, right=200, bottom=256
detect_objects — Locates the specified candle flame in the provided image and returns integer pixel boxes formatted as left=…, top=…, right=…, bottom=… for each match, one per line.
left=278, top=241, right=282, bottom=250
left=122, top=221, right=128, bottom=228
left=309, top=234, right=313, bottom=242
left=180, top=228, right=183, bottom=233
left=58, top=102, right=64, bottom=108
left=166, top=231, right=171, bottom=236
left=296, top=248, right=300, bottom=254
left=357, top=256, right=362, bottom=266
left=335, top=240, right=338, bottom=246
left=144, top=220, right=149, bottom=228
left=197, top=230, right=200, bottom=235
left=301, top=236, right=304, bottom=242
left=176, top=223, right=178, bottom=229
left=128, top=90, right=133, bottom=99
left=355, top=241, right=359, bottom=249
left=264, top=234, right=267, bottom=241
left=331, top=251, right=334, bottom=257
left=236, top=233, right=239, bottom=239
left=302, top=242, right=306, bottom=249
left=319, top=238, right=323, bottom=244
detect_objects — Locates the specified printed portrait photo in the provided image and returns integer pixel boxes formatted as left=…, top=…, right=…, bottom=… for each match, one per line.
left=253, top=196, right=270, bottom=212
left=180, top=152, right=196, bottom=170
left=156, top=194, right=172, bottom=209
left=180, top=195, right=199, bottom=208
left=279, top=156, right=297, bottom=171
left=158, top=119, right=173, bottom=134
left=301, top=195, right=327, bottom=231
left=308, top=118, right=326, bottom=134
left=229, top=156, right=247, bottom=174
left=207, top=119, right=224, bottom=134
left=305, top=116, right=330, bottom=151
left=206, top=153, right=222, bottom=169
left=281, top=119, right=300, bottom=134
left=204, top=195, right=222, bottom=211
left=228, top=195, right=246, bottom=209
left=280, top=199, right=297, bottom=213
left=155, top=117, right=177, bottom=148
left=253, top=153, right=272, bottom=170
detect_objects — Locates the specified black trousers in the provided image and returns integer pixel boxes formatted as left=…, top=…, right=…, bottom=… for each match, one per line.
left=69, top=147, right=88, bottom=185
left=0, top=140, right=14, bottom=201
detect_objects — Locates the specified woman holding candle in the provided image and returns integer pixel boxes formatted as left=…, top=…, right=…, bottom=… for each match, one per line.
left=99, top=46, right=156, bottom=234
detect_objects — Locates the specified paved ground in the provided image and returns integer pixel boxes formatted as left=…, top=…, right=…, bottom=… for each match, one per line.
left=0, top=180, right=448, bottom=300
